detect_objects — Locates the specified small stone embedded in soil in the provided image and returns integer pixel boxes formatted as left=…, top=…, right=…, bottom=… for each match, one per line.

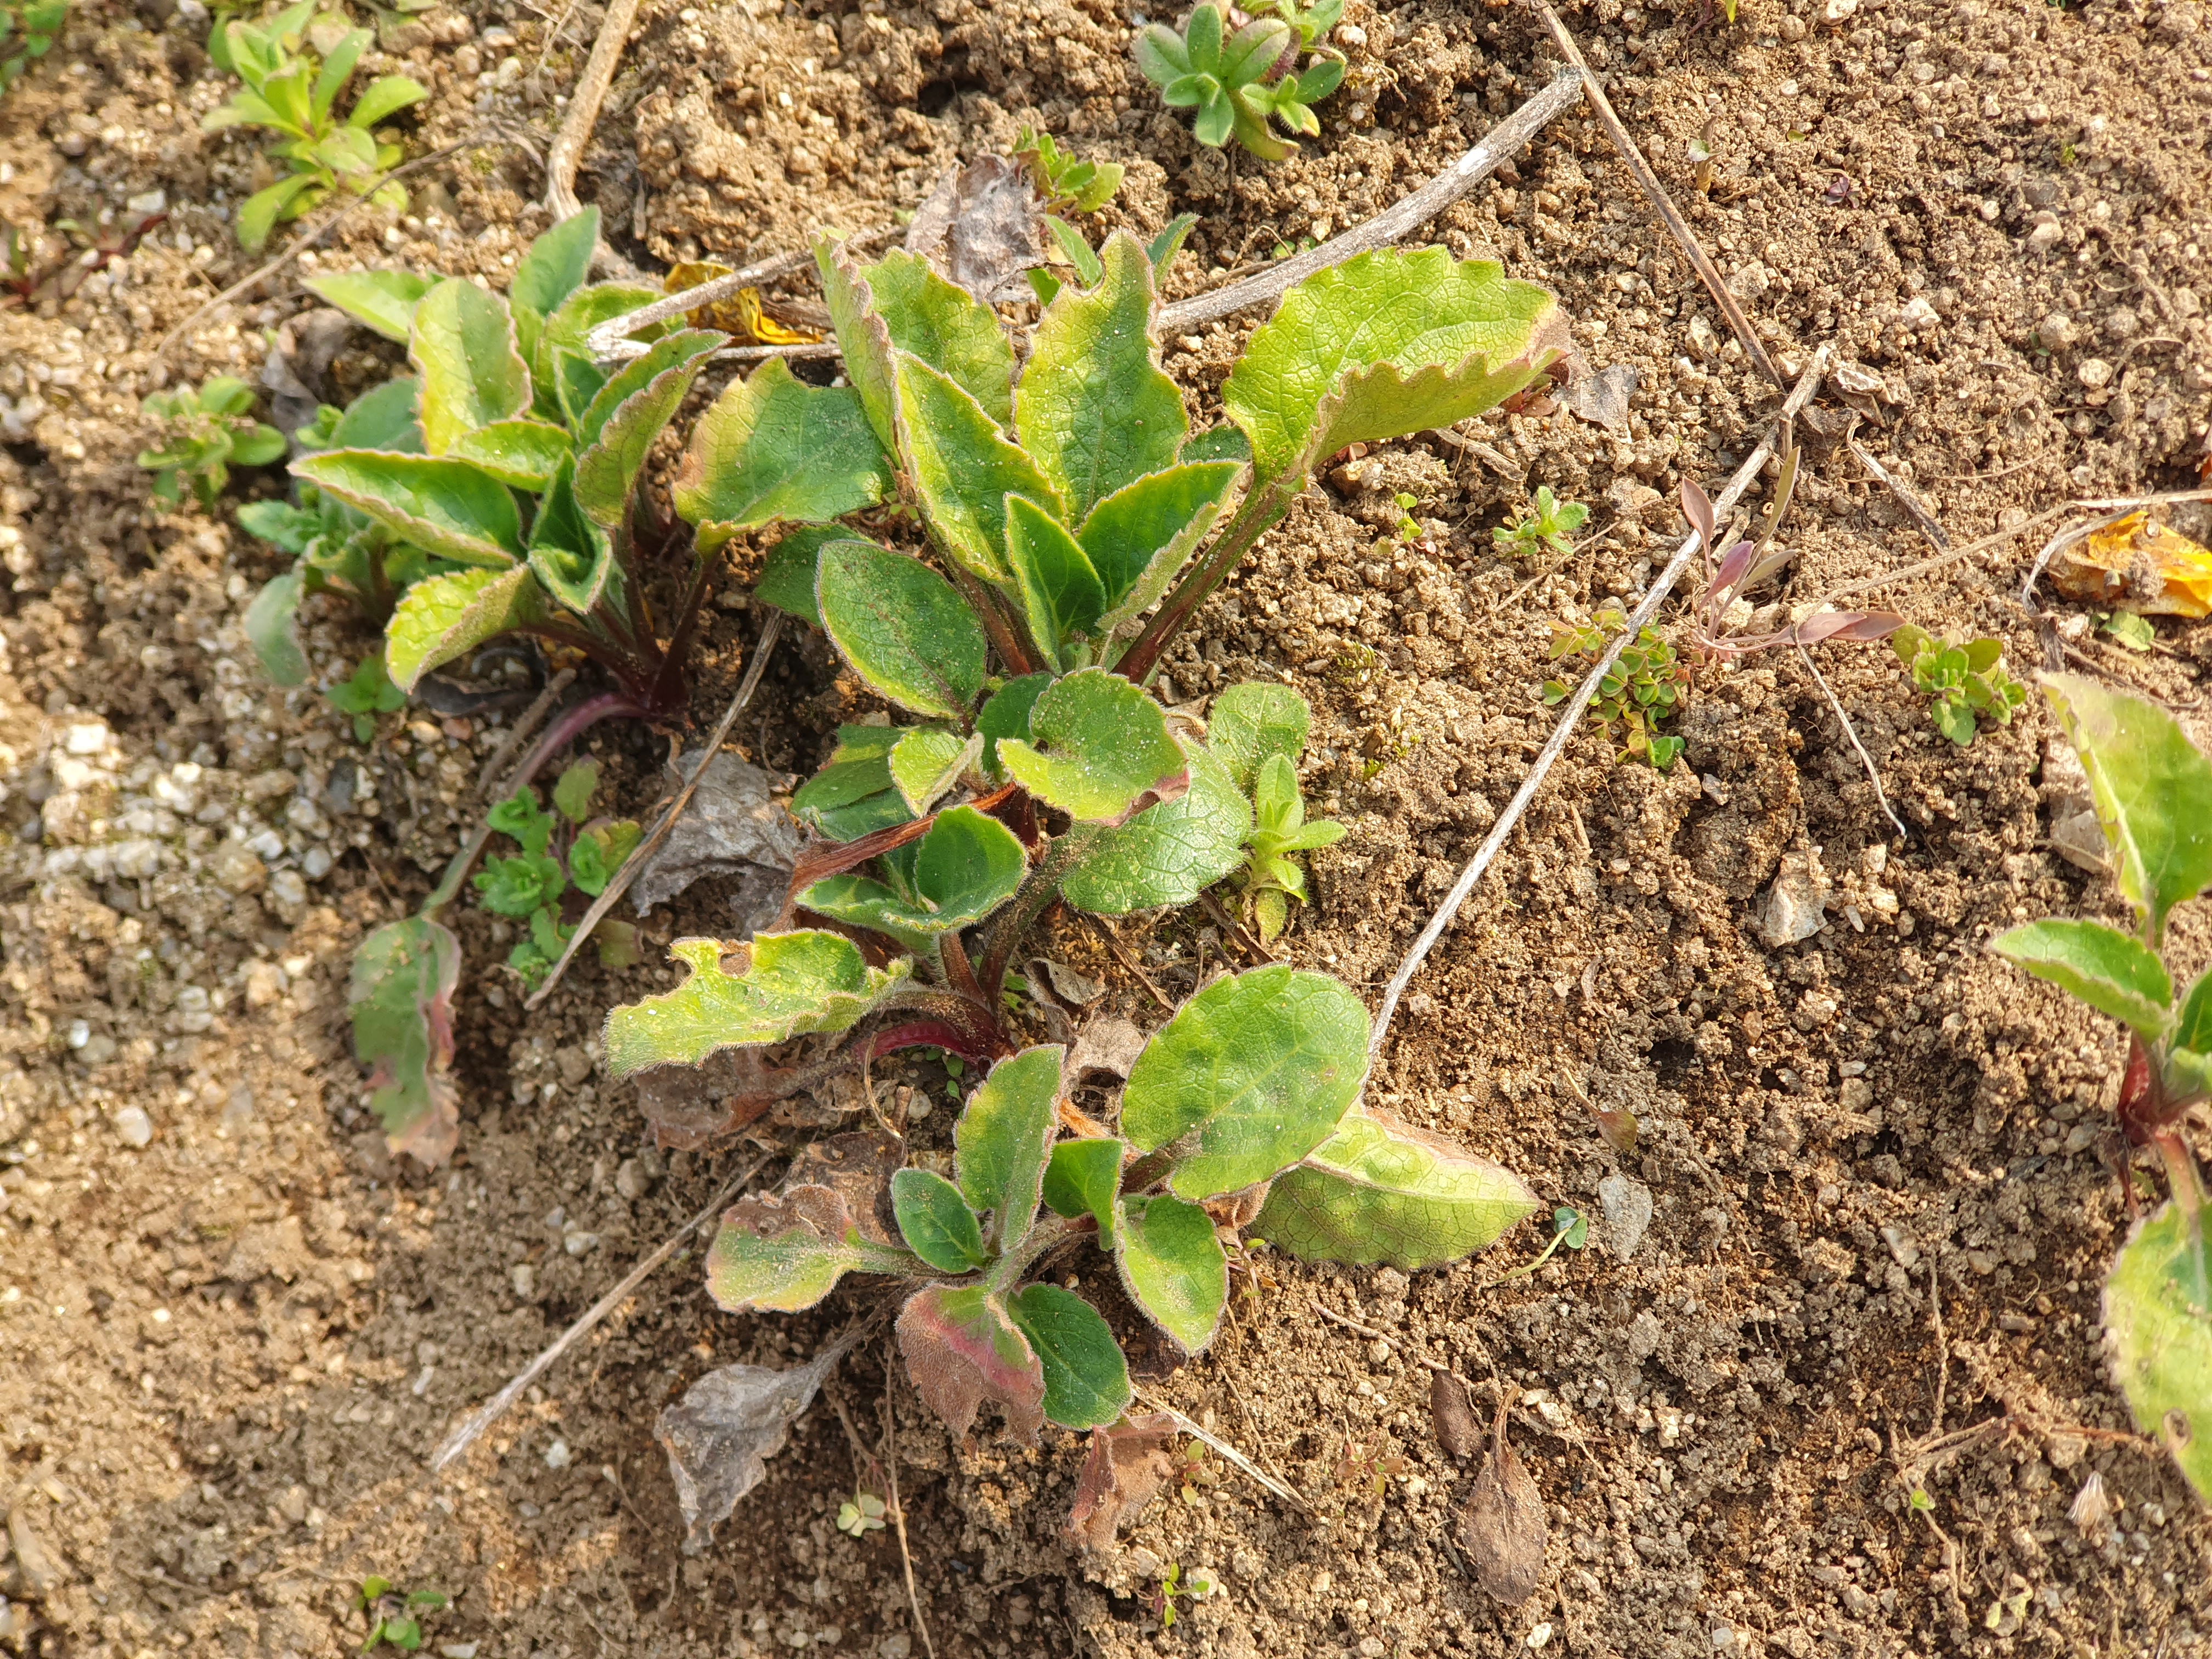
left=1758, top=847, right=1830, bottom=947
left=114, top=1105, right=154, bottom=1147
left=1596, top=1173, right=1654, bottom=1260
left=544, top=1438, right=572, bottom=1469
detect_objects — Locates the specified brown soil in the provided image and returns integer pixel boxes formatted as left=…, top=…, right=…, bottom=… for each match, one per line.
left=4, top=0, right=2212, bottom=1654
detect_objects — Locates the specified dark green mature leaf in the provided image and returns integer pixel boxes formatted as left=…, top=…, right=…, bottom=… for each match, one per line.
left=816, top=539, right=987, bottom=719
left=449, top=417, right=572, bottom=489
left=383, top=566, right=549, bottom=690
left=755, top=526, right=838, bottom=630
left=1007, top=1285, right=1132, bottom=1431
left=2043, top=674, right=2212, bottom=944
left=1079, top=460, right=1242, bottom=629
left=292, top=449, right=523, bottom=568
left=1223, top=249, right=1567, bottom=486
left=1123, top=964, right=1369, bottom=1199
left=888, top=726, right=979, bottom=815
left=1006, top=493, right=1105, bottom=669
left=348, top=915, right=461, bottom=1166
left=1114, top=1193, right=1226, bottom=1354
left=674, top=358, right=894, bottom=551
left=329, top=375, right=424, bottom=451
left=1207, top=681, right=1311, bottom=793
left=1251, top=1104, right=1541, bottom=1270
left=1017, top=231, right=1187, bottom=522
left=867, top=247, right=1017, bottom=428
left=528, top=453, right=616, bottom=615
left=1041, top=1137, right=1124, bottom=1246
left=798, top=804, right=1025, bottom=945
left=708, top=1185, right=923, bottom=1313
left=996, top=668, right=1187, bottom=823
left=306, top=269, right=433, bottom=342
left=897, top=1284, right=1045, bottom=1442
left=1991, top=918, right=2174, bottom=1042
left=2104, top=1200, right=2212, bottom=1502
left=246, top=568, right=309, bottom=687
left=895, top=353, right=1064, bottom=583
left=602, top=932, right=912, bottom=1076
left=573, top=328, right=725, bottom=525
left=816, top=233, right=902, bottom=453
left=978, top=674, right=1052, bottom=783
left=892, top=1168, right=990, bottom=1272
left=409, top=276, right=532, bottom=455
left=1059, top=741, right=1249, bottom=913
left=956, top=1045, right=1063, bottom=1254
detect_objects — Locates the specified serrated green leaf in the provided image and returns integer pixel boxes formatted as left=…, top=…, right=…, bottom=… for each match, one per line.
left=1041, top=1137, right=1124, bottom=1246
left=2043, top=674, right=2212, bottom=945
left=1224, top=249, right=1567, bottom=486
left=897, top=1284, right=1045, bottom=1441
left=977, top=673, right=1052, bottom=783
left=956, top=1046, right=1062, bottom=1254
left=674, top=357, right=893, bottom=551
left=448, top=417, right=571, bottom=489
left=755, top=525, right=838, bottom=629
left=709, top=1185, right=924, bottom=1313
left=867, top=247, right=1017, bottom=428
left=527, top=453, right=615, bottom=615
left=996, top=668, right=1187, bottom=824
left=892, top=1167, right=989, bottom=1272
left=797, top=804, right=1025, bottom=946
left=348, top=915, right=461, bottom=1166
left=292, top=449, right=523, bottom=568
left=1017, top=232, right=1187, bottom=522
left=816, top=538, right=986, bottom=719
left=1180, top=424, right=1251, bottom=467
left=1079, top=460, right=1242, bottom=630
left=889, top=726, right=981, bottom=815
left=603, top=932, right=911, bottom=1076
left=2104, top=1201, right=2212, bottom=1502
left=246, top=568, right=309, bottom=686
left=304, top=269, right=433, bottom=342
left=1991, top=918, right=2173, bottom=1042
left=1251, top=1103, right=1540, bottom=1269
left=1207, top=681, right=1311, bottom=793
left=383, top=565, right=550, bottom=690
left=1059, top=740, right=1249, bottom=913
left=409, top=277, right=531, bottom=456
left=1005, top=1284, right=1131, bottom=1431
left=895, top=353, right=1064, bottom=583
left=816, top=233, right=902, bottom=453
left=1005, top=493, right=1104, bottom=669
left=510, top=206, right=599, bottom=327
left=1123, top=964, right=1369, bottom=1199
left=573, top=328, right=725, bottom=526
left=1114, top=1192, right=1226, bottom=1353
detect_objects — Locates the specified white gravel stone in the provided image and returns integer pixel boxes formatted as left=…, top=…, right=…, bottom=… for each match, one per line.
left=114, top=1105, right=154, bottom=1147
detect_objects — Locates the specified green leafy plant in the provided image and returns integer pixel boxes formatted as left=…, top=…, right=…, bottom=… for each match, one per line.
left=1146, top=1561, right=1218, bottom=1632
left=1212, top=682, right=1342, bottom=943
left=1991, top=676, right=2212, bottom=1505
left=475, top=761, right=641, bottom=985
left=1888, top=623, right=2026, bottom=747
left=1544, top=608, right=1686, bottom=771
left=1013, top=126, right=1124, bottom=216
left=0, top=0, right=64, bottom=97
left=326, top=649, right=406, bottom=741
left=352, top=1576, right=447, bottom=1653
left=835, top=1490, right=887, bottom=1537
left=137, top=376, right=286, bottom=509
left=1491, top=484, right=1588, bottom=561
left=1388, top=490, right=1424, bottom=543
left=1493, top=1204, right=1587, bottom=1284
left=203, top=1, right=427, bottom=249
left=2102, top=610, right=2156, bottom=652
left=1133, top=1, right=1345, bottom=162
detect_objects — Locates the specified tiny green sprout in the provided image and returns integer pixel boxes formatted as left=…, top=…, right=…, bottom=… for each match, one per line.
left=475, top=769, right=640, bottom=984
left=1391, top=491, right=1423, bottom=541
left=1, top=0, right=66, bottom=98
left=1133, top=0, right=1345, bottom=162
left=353, top=1575, right=447, bottom=1653
left=1544, top=608, right=1688, bottom=772
left=1174, top=1439, right=1218, bottom=1506
left=1494, top=1205, right=1587, bottom=1285
left=325, top=650, right=407, bottom=742
left=1335, top=1432, right=1408, bottom=1499
left=1249, top=0, right=1344, bottom=48
left=1493, top=484, right=1590, bottom=561
left=1014, top=126, right=1124, bottom=216
left=836, top=1491, right=887, bottom=1537
left=1888, top=624, right=2026, bottom=747
left=1909, top=1487, right=1935, bottom=1512
left=1148, top=1561, right=1220, bottom=1631
left=1236, top=752, right=1345, bottom=944
left=2102, top=610, right=2156, bottom=652
left=137, top=376, right=286, bottom=509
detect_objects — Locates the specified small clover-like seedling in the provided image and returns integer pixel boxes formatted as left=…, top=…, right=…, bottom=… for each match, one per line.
left=1336, top=1431, right=1408, bottom=1499
left=1492, top=484, right=1589, bottom=561
left=1889, top=623, right=2026, bottom=747
left=1543, top=608, right=1687, bottom=772
left=137, top=376, right=286, bottom=509
left=2102, top=610, right=2156, bottom=652
left=1134, top=1, right=1345, bottom=162
left=836, top=1491, right=887, bottom=1537
left=1014, top=126, right=1125, bottom=216
left=1989, top=676, right=2212, bottom=1506
left=325, top=650, right=406, bottom=741
left=203, top=1, right=428, bottom=249
left=1389, top=491, right=1424, bottom=543
left=353, top=1575, right=447, bottom=1653
left=1147, top=1562, right=1218, bottom=1632
left=473, top=764, right=641, bottom=985
left=1, top=0, right=65, bottom=98
left=1250, top=0, right=1344, bottom=48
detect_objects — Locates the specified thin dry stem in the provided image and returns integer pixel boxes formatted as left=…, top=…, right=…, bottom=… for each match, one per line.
left=474, top=667, right=577, bottom=797
left=544, top=0, right=641, bottom=234
left=1849, top=438, right=1950, bottom=552
left=882, top=1341, right=939, bottom=1659
left=1795, top=640, right=1910, bottom=845
left=1129, top=1386, right=1311, bottom=1513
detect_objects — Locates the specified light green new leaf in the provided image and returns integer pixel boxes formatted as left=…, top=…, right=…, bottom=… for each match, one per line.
left=1123, top=964, right=1369, bottom=1199
left=348, top=915, right=461, bottom=1166
left=816, top=233, right=904, bottom=453
left=816, top=538, right=987, bottom=719
left=238, top=174, right=318, bottom=255
left=246, top=568, right=309, bottom=687
left=889, top=726, right=981, bottom=815
left=409, top=277, right=532, bottom=456
left=996, top=668, right=1188, bottom=824
left=674, top=358, right=893, bottom=551
left=790, top=725, right=912, bottom=842
left=867, top=247, right=1017, bottom=429
left=383, top=565, right=549, bottom=690
left=573, top=328, right=724, bottom=526
left=2103, top=1201, right=2212, bottom=1502
left=797, top=804, right=1025, bottom=945
left=448, top=417, right=571, bottom=489
left=1041, top=1137, right=1124, bottom=1247
left=2043, top=674, right=2212, bottom=944
left=1017, top=232, right=1187, bottom=522
left=328, top=375, right=424, bottom=452
left=956, top=1045, right=1063, bottom=1255
left=897, top=1284, right=1045, bottom=1441
left=1990, top=918, right=2173, bottom=1043
left=708, top=1186, right=924, bottom=1314
left=510, top=206, right=599, bottom=329
left=1079, top=460, right=1242, bottom=631
left=602, top=932, right=912, bottom=1076
left=1224, top=249, right=1568, bottom=486
left=292, top=449, right=523, bottom=567
left=527, top=453, right=616, bottom=615
left=1114, top=1193, right=1227, bottom=1354
left=896, top=353, right=1064, bottom=583
left=1251, top=1103, right=1541, bottom=1270
left=1006, top=493, right=1105, bottom=669
left=305, top=269, right=433, bottom=342
left=891, top=1168, right=989, bottom=1273
left=1207, top=681, right=1311, bottom=793
left=1059, top=740, right=1249, bottom=913
left=754, top=526, right=838, bottom=630
left=1006, top=1284, right=1131, bottom=1431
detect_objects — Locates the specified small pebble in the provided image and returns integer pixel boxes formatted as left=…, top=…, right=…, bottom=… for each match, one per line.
left=114, top=1105, right=154, bottom=1148
left=1526, top=1624, right=1554, bottom=1651
left=543, top=1438, right=572, bottom=1469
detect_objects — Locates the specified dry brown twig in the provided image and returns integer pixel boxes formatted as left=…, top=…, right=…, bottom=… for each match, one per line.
left=543, top=0, right=641, bottom=236
left=882, top=1341, right=939, bottom=1659
left=1128, top=1385, right=1311, bottom=1512
left=1849, top=438, right=1950, bottom=553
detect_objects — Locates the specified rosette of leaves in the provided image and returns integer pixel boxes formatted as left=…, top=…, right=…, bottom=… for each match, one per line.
left=1542, top=608, right=1686, bottom=771
left=202, top=1, right=428, bottom=249
left=136, top=376, right=287, bottom=509
left=473, top=760, right=642, bottom=985
left=1888, top=623, right=2025, bottom=747
left=1133, top=1, right=1345, bottom=162
left=1209, top=681, right=1342, bottom=943
left=1990, top=675, right=2212, bottom=1503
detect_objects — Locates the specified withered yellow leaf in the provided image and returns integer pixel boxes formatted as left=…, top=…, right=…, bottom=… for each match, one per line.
left=2052, top=511, right=2212, bottom=619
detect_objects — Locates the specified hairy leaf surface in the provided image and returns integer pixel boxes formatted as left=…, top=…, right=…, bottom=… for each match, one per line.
left=891, top=1168, right=989, bottom=1272
left=573, top=328, right=725, bottom=524
left=1991, top=918, right=2174, bottom=1042
left=1007, top=1284, right=1132, bottom=1430
left=1059, top=741, right=1249, bottom=913
left=410, top=276, right=532, bottom=455
left=292, top=449, right=523, bottom=567
left=708, top=1185, right=922, bottom=1313
left=867, top=247, right=1017, bottom=427
left=448, top=417, right=572, bottom=490
left=603, top=932, right=912, bottom=1075
left=675, top=358, right=894, bottom=550
left=1079, top=460, right=1242, bottom=629
left=1041, top=1137, right=1124, bottom=1248
left=797, top=804, right=1025, bottom=945
left=348, top=916, right=461, bottom=1167
left=306, top=269, right=433, bottom=342
left=2104, top=1201, right=2212, bottom=1502
left=895, top=353, right=1063, bottom=582
left=1114, top=1192, right=1227, bottom=1353
left=816, top=539, right=987, bottom=718
left=956, top=1045, right=1063, bottom=1254
left=1207, top=680, right=1312, bottom=793
left=896, top=1284, right=1045, bottom=1442
left=996, top=668, right=1187, bottom=823
left=384, top=566, right=549, bottom=690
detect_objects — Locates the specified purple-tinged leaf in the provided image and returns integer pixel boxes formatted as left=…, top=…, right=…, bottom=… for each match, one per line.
left=895, top=1284, right=1045, bottom=1443
left=347, top=916, right=461, bottom=1167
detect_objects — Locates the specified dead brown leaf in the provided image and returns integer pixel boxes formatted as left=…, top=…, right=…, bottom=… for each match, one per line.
left=1431, top=1370, right=1481, bottom=1460
left=1066, top=1412, right=1178, bottom=1553
left=1459, top=1390, right=1548, bottom=1605
left=656, top=1346, right=846, bottom=1551
left=902, top=155, right=1047, bottom=303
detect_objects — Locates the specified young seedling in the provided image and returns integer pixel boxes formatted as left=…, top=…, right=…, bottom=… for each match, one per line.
left=1215, top=682, right=1342, bottom=943
left=1335, top=1431, right=1408, bottom=1499
left=202, top=0, right=427, bottom=249
left=1013, top=126, right=1124, bottom=216
left=1389, top=491, right=1425, bottom=543
left=1990, top=675, right=2212, bottom=1504
left=326, top=650, right=406, bottom=742
left=2102, top=611, right=2156, bottom=652
left=474, top=762, right=641, bottom=986
left=1172, top=1438, right=1219, bottom=1506
left=137, top=377, right=287, bottom=509
left=1492, top=1205, right=1587, bottom=1285
left=1133, top=1, right=1345, bottom=162
left=0, top=0, right=64, bottom=97
left=1678, top=478, right=1901, bottom=658
left=352, top=1576, right=447, bottom=1653
left=1888, top=624, right=2026, bottom=747
left=1146, top=1562, right=1218, bottom=1632
left=1492, top=484, right=1588, bottom=561
left=835, top=1490, right=888, bottom=1537
left=1544, top=608, right=1686, bottom=772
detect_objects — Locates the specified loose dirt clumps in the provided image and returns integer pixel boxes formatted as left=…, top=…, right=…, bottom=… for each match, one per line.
left=4, top=0, right=2212, bottom=1653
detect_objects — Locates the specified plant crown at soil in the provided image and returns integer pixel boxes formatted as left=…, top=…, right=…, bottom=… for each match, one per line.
left=1888, top=623, right=2025, bottom=748
left=1492, top=483, right=1588, bottom=561
left=1133, top=0, right=1346, bottom=161
left=136, top=375, right=287, bottom=510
